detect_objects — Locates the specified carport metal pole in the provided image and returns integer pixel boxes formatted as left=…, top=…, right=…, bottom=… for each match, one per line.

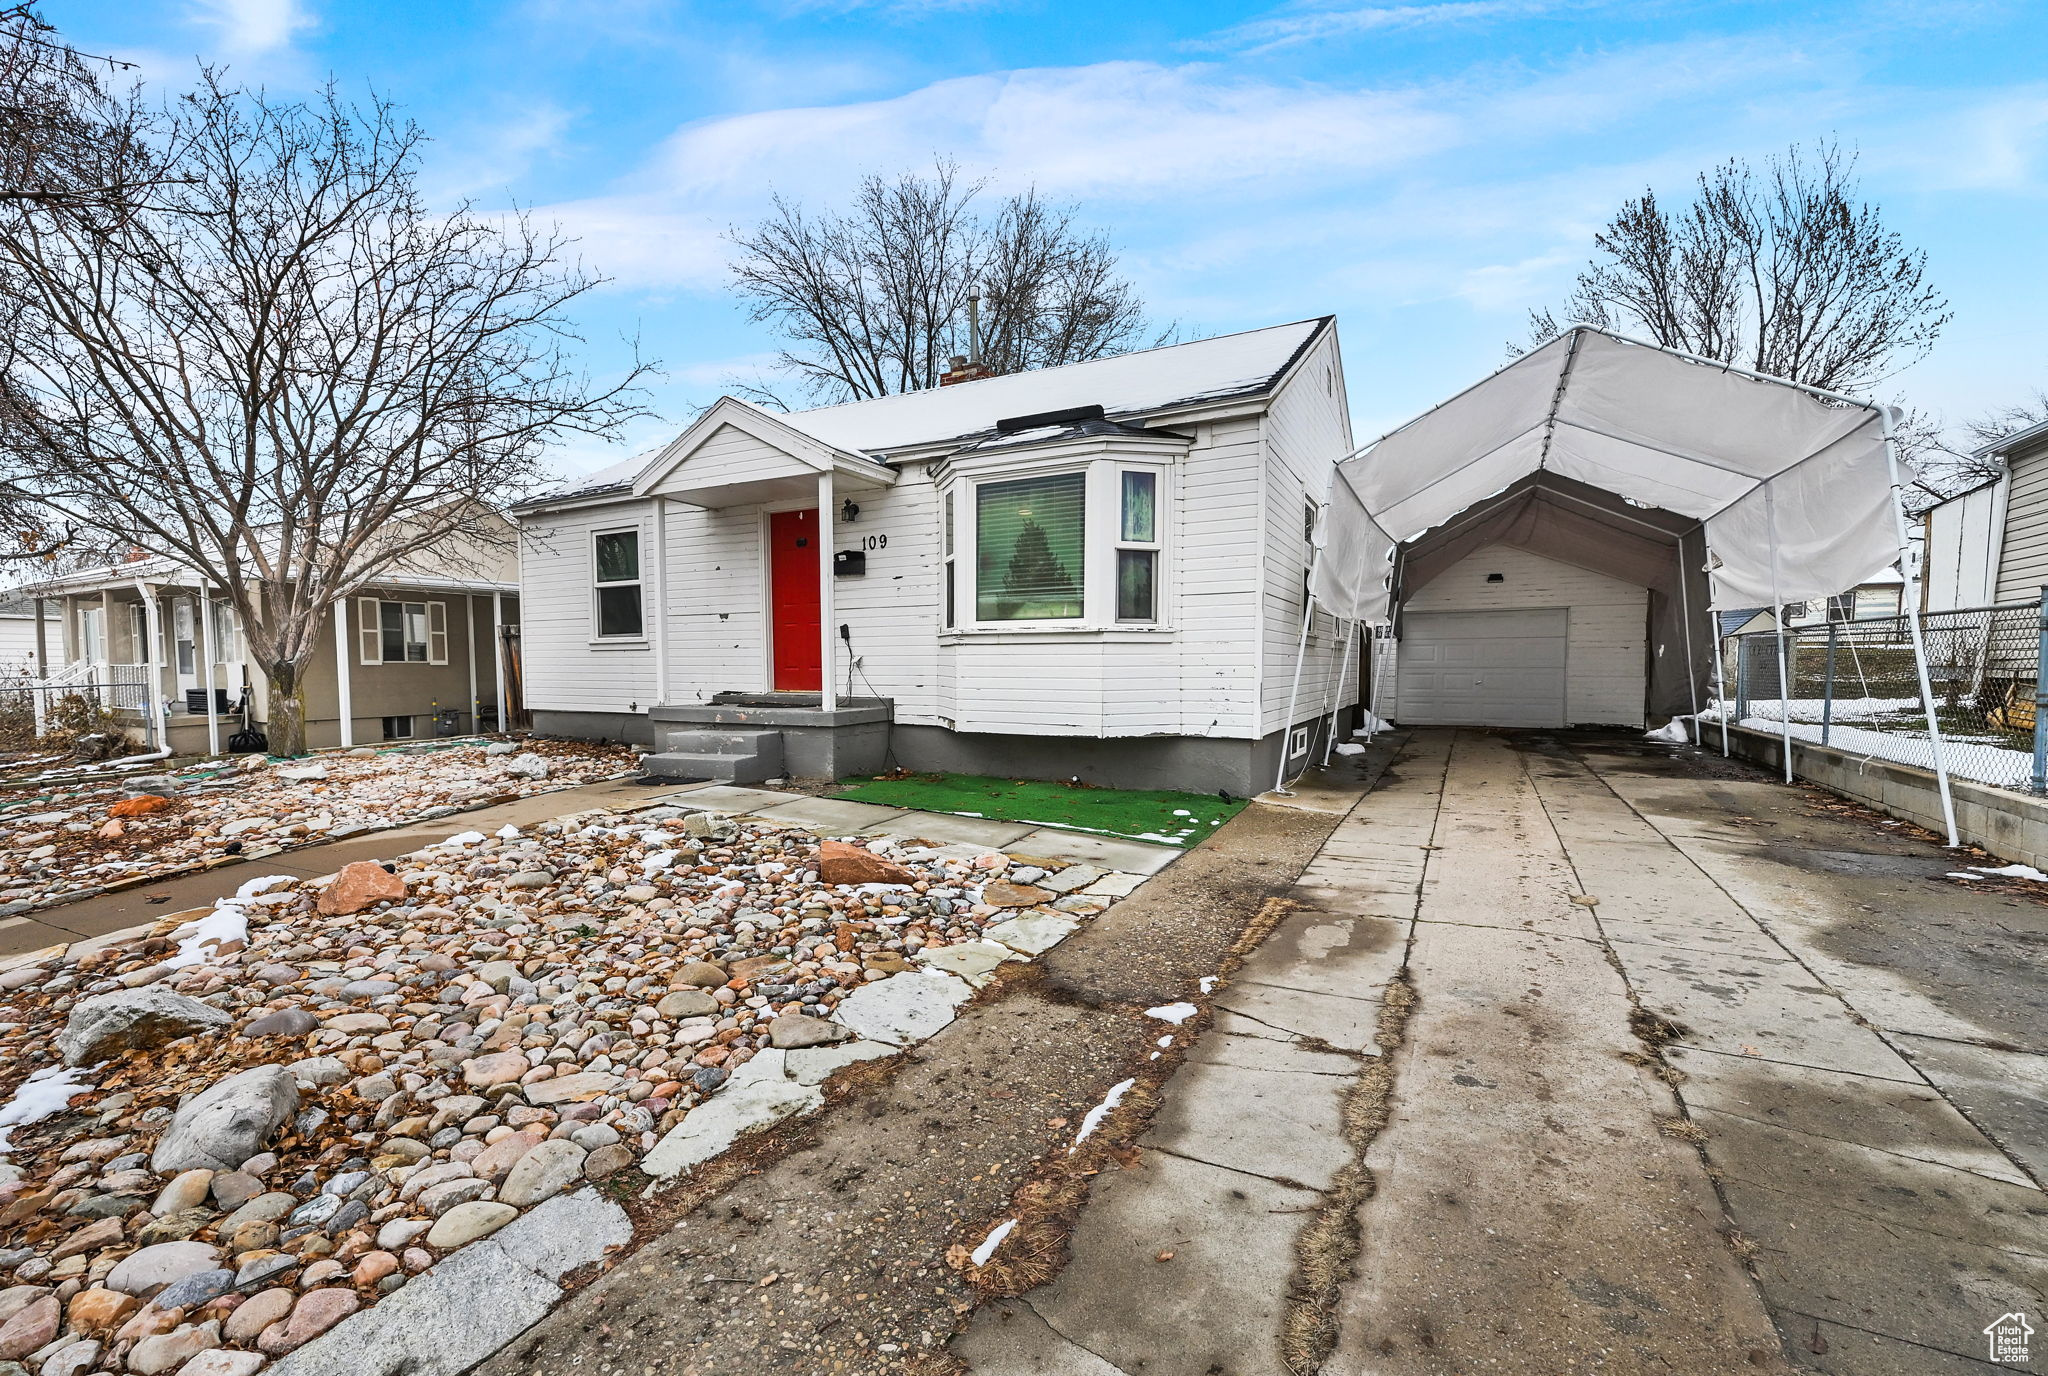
left=1320, top=618, right=1359, bottom=767
left=1676, top=534, right=1701, bottom=721
left=1882, top=409, right=1959, bottom=846
left=1273, top=590, right=1317, bottom=796
left=1765, top=487, right=1795, bottom=784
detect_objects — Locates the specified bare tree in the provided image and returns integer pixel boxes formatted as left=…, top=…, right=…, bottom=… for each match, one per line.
left=0, top=4, right=157, bottom=211
left=728, top=163, right=1158, bottom=404
left=1526, top=142, right=1949, bottom=396
left=1902, top=390, right=2048, bottom=507
left=0, top=75, right=651, bottom=753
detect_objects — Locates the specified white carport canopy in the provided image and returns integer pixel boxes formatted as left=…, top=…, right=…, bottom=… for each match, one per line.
left=1300, top=324, right=1956, bottom=844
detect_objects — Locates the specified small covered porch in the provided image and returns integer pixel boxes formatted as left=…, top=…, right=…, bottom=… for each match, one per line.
left=628, top=400, right=901, bottom=781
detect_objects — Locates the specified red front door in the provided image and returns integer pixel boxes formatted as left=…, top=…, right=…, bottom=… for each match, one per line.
left=768, top=508, right=821, bottom=691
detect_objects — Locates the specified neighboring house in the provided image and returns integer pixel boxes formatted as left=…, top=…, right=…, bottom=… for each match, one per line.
left=514, top=318, right=1357, bottom=793
left=1920, top=475, right=2003, bottom=611
left=0, top=598, right=63, bottom=677
left=17, top=527, right=521, bottom=755
left=1718, top=573, right=1908, bottom=637
left=1917, top=418, right=2048, bottom=612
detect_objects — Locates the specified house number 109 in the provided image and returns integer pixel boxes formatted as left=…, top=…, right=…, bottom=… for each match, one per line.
left=860, top=534, right=887, bottom=550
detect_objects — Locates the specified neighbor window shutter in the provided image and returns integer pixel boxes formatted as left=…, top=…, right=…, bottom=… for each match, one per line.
left=427, top=602, right=448, bottom=665
left=357, top=599, right=382, bottom=665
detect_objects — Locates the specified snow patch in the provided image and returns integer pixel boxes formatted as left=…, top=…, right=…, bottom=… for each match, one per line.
left=1198, top=976, right=1217, bottom=994
left=165, top=904, right=250, bottom=970
left=0, top=1065, right=95, bottom=1156
left=1973, top=863, right=2048, bottom=882
left=436, top=831, right=488, bottom=849
left=1144, top=1002, right=1198, bottom=1025
left=969, top=1218, right=1017, bottom=1266
left=1643, top=720, right=1691, bottom=744
left=1071, top=1078, right=1135, bottom=1153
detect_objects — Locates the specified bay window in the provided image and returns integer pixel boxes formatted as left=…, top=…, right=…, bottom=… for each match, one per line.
left=952, top=459, right=1167, bottom=630
left=976, top=472, right=1086, bottom=621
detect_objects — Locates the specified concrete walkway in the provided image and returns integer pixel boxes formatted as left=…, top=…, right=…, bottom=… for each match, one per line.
left=958, top=729, right=2048, bottom=1375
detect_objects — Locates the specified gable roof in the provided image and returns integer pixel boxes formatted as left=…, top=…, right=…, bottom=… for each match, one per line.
left=773, top=317, right=1327, bottom=455
left=523, top=317, right=1330, bottom=511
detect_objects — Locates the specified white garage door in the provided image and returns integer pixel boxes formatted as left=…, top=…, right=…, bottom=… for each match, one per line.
left=1397, top=609, right=1568, bottom=728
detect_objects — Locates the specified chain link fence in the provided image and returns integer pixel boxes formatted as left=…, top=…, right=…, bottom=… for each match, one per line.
left=1713, top=602, right=2042, bottom=792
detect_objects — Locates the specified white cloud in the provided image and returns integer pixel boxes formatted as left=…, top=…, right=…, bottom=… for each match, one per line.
left=188, top=0, right=310, bottom=56
left=1213, top=0, right=1577, bottom=53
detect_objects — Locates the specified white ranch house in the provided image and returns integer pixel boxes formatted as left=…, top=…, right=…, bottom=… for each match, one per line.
left=514, top=318, right=1359, bottom=794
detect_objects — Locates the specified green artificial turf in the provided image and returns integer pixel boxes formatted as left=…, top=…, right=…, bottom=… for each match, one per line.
left=828, top=772, right=1246, bottom=847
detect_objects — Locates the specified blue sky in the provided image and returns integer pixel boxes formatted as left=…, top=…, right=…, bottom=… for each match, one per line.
left=65, top=0, right=2048, bottom=476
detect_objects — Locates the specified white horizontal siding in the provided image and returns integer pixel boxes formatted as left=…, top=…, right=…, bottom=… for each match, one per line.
left=518, top=504, right=657, bottom=714
left=649, top=424, right=813, bottom=495
left=525, top=385, right=1296, bottom=742
left=1258, top=328, right=1358, bottom=735
left=1404, top=544, right=1647, bottom=727
left=1996, top=447, right=2048, bottom=605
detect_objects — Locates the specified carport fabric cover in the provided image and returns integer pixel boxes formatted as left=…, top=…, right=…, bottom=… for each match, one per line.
left=1313, top=328, right=1909, bottom=621
left=1392, top=473, right=1710, bottom=717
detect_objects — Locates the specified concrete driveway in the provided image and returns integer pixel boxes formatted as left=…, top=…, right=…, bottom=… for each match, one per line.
left=960, top=728, right=2048, bottom=1376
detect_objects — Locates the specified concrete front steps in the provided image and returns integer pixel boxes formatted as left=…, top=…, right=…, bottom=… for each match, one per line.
left=644, top=728, right=784, bottom=784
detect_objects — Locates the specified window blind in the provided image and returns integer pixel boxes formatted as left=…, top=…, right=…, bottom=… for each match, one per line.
left=976, top=473, right=1085, bottom=621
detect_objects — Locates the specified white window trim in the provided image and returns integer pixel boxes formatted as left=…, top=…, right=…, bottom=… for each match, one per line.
left=948, top=453, right=1172, bottom=635
left=590, top=525, right=648, bottom=645
left=1113, top=468, right=1161, bottom=625
left=358, top=598, right=448, bottom=666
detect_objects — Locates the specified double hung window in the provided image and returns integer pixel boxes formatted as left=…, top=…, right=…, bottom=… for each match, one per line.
left=593, top=529, right=644, bottom=639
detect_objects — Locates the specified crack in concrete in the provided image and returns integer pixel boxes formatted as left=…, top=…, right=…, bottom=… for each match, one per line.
left=1564, top=748, right=2045, bottom=1192
left=1018, top=1295, right=1139, bottom=1376
left=1142, top=1142, right=1322, bottom=1193
left=1230, top=975, right=1387, bottom=1006
left=1273, top=735, right=1445, bottom=1375
left=1211, top=1003, right=1321, bottom=1041
left=1778, top=1307, right=2010, bottom=1366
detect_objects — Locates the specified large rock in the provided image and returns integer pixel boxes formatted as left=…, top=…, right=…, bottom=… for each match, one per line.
left=104, top=1242, right=222, bottom=1297
left=316, top=862, right=406, bottom=917
left=817, top=839, right=917, bottom=886
left=768, top=1013, right=849, bottom=1049
left=56, top=986, right=231, bottom=1067
left=423, top=1201, right=516, bottom=1249
left=0, top=1293, right=55, bottom=1359
left=151, top=1066, right=298, bottom=1173
left=655, top=989, right=719, bottom=1020
left=497, top=1141, right=584, bottom=1207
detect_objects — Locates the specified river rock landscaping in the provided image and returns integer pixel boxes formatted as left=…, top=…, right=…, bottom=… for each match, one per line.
left=0, top=799, right=1139, bottom=1374
left=0, top=740, right=641, bottom=916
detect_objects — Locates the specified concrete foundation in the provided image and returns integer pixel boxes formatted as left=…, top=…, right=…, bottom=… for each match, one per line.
left=528, top=710, right=658, bottom=749
left=650, top=697, right=892, bottom=780
left=1694, top=720, right=2048, bottom=867
left=536, top=702, right=1353, bottom=795
left=888, top=720, right=1333, bottom=797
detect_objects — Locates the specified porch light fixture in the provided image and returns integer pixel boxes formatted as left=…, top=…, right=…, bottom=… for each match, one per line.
left=840, top=498, right=860, bottom=523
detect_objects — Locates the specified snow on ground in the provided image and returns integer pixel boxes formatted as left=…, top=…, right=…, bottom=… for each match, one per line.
left=1143, top=1002, right=1198, bottom=1025
left=969, top=1218, right=1017, bottom=1266
left=1727, top=716, right=2033, bottom=790
left=1071, top=1077, right=1136, bottom=1152
left=0, top=739, right=640, bottom=914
